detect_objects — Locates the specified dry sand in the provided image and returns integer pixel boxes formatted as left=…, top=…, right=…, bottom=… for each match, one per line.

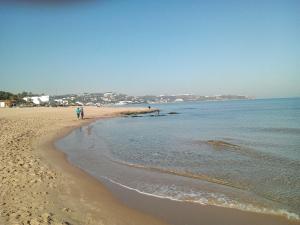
left=0, top=106, right=166, bottom=225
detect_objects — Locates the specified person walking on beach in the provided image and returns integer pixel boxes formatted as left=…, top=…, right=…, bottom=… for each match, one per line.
left=76, top=107, right=81, bottom=119
left=80, top=107, right=84, bottom=120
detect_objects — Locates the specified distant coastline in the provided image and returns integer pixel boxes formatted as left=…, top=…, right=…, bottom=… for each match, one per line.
left=49, top=93, right=254, bottom=107
left=1, top=90, right=254, bottom=108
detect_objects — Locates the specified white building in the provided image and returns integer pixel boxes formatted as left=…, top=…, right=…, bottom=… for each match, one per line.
left=103, top=92, right=113, bottom=97
left=0, top=101, right=5, bottom=108
left=23, top=95, right=49, bottom=105
left=54, top=99, right=69, bottom=105
left=115, top=101, right=133, bottom=105
left=75, top=101, right=84, bottom=106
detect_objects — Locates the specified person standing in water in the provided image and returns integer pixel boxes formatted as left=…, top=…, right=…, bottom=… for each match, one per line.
left=80, top=107, right=84, bottom=120
left=75, top=107, right=81, bottom=119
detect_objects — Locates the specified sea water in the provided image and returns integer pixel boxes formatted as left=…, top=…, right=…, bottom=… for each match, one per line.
left=56, top=98, right=300, bottom=220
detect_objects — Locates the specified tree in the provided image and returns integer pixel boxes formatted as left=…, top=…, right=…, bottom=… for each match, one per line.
left=0, top=91, right=14, bottom=100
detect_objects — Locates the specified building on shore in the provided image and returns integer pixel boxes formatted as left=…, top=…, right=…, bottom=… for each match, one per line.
left=0, top=100, right=16, bottom=107
left=23, top=95, right=50, bottom=105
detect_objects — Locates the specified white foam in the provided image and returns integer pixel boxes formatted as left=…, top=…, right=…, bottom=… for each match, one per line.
left=101, top=176, right=300, bottom=221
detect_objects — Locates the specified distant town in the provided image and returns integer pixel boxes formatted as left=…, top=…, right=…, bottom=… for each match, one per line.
left=0, top=91, right=253, bottom=107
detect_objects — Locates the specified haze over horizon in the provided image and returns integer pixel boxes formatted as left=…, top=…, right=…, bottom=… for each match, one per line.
left=0, top=0, right=299, bottom=98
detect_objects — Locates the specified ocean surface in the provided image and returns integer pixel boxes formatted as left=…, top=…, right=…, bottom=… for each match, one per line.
left=56, top=98, right=300, bottom=220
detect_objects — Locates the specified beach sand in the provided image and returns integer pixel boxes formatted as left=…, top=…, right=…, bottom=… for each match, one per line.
left=0, top=106, right=299, bottom=225
left=0, top=106, right=166, bottom=225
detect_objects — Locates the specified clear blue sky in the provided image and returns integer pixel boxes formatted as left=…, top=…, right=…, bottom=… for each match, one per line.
left=0, top=0, right=299, bottom=97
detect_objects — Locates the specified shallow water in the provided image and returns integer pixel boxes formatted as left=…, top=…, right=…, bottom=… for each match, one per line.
left=56, top=98, right=300, bottom=220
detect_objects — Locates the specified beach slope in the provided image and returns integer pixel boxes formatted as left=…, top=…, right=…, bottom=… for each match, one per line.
left=0, top=106, right=165, bottom=225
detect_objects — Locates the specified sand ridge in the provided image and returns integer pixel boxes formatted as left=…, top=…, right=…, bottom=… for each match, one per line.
left=0, top=107, right=166, bottom=225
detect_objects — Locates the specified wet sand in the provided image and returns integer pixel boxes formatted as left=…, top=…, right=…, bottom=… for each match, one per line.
left=1, top=106, right=299, bottom=225
left=105, top=178, right=300, bottom=225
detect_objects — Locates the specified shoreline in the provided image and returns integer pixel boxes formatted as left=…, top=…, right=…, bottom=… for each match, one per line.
left=55, top=115, right=299, bottom=225
left=0, top=106, right=167, bottom=225
left=1, top=106, right=299, bottom=225
left=41, top=117, right=168, bottom=225
left=102, top=175, right=300, bottom=225
left=56, top=121, right=300, bottom=225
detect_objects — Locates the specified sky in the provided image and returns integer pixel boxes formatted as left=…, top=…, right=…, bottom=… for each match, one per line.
left=0, top=0, right=299, bottom=98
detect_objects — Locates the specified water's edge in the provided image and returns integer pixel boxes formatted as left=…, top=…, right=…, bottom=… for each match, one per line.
left=56, top=118, right=299, bottom=223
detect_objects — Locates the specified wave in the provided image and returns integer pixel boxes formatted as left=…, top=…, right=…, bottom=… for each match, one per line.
left=107, top=156, right=300, bottom=215
left=108, top=158, right=246, bottom=191
left=191, top=139, right=300, bottom=165
left=101, top=176, right=300, bottom=221
left=193, top=140, right=241, bottom=149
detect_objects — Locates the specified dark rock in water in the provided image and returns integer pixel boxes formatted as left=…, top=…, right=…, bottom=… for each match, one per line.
left=193, top=140, right=240, bottom=150
left=148, top=114, right=167, bottom=117
left=131, top=115, right=143, bottom=118
left=168, top=112, right=180, bottom=114
left=206, top=140, right=240, bottom=149
left=183, top=107, right=197, bottom=110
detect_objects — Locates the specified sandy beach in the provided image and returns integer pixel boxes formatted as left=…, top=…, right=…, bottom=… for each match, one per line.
left=2, top=0, right=299, bottom=223
left=0, top=106, right=166, bottom=225
left=1, top=106, right=299, bottom=225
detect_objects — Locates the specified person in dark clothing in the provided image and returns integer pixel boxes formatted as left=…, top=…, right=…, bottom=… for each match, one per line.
left=80, top=107, right=84, bottom=119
